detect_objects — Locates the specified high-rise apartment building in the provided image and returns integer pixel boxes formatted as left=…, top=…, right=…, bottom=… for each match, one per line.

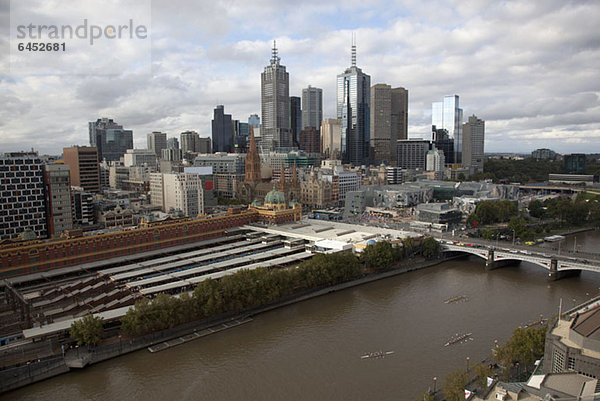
left=43, top=163, right=73, bottom=237
left=62, top=146, right=101, bottom=193
left=302, top=85, right=323, bottom=131
left=212, top=105, right=234, bottom=153
left=261, top=41, right=291, bottom=150
left=337, top=41, right=371, bottom=165
left=147, top=132, right=167, bottom=157
left=196, top=138, right=212, bottom=154
left=0, top=152, right=47, bottom=239
left=321, top=118, right=342, bottom=159
left=432, top=95, right=463, bottom=164
left=89, top=118, right=133, bottom=162
left=462, top=115, right=485, bottom=174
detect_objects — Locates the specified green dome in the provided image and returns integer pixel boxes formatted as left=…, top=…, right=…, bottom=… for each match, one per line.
left=265, top=185, right=286, bottom=205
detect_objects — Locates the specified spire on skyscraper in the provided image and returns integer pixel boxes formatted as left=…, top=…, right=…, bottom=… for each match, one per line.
left=271, top=40, right=280, bottom=65
left=351, top=33, right=356, bottom=67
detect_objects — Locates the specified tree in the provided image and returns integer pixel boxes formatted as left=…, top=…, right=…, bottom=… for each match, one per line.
left=494, top=325, right=546, bottom=378
left=70, top=313, right=104, bottom=346
left=443, top=368, right=468, bottom=401
left=361, top=241, right=395, bottom=270
left=473, top=363, right=494, bottom=390
left=507, top=216, right=527, bottom=239
left=421, top=237, right=440, bottom=259
left=527, top=200, right=545, bottom=219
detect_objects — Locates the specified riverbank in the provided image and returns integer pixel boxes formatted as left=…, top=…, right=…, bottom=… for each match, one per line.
left=0, top=254, right=459, bottom=394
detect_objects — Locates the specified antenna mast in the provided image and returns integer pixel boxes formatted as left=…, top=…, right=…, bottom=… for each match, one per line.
left=351, top=33, right=357, bottom=67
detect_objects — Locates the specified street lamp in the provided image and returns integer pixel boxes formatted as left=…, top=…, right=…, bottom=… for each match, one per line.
left=433, top=377, right=437, bottom=393
left=512, top=229, right=516, bottom=246
left=466, top=356, right=470, bottom=372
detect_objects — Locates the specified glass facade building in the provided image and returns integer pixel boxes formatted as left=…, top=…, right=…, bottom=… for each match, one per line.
left=89, top=118, right=133, bottom=162
left=431, top=95, right=463, bottom=164
left=337, top=50, right=371, bottom=165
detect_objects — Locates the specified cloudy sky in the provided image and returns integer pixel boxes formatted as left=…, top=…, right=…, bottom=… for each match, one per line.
left=1, top=0, right=599, bottom=155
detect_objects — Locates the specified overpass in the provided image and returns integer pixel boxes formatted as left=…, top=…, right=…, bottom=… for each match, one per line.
left=439, top=241, right=600, bottom=280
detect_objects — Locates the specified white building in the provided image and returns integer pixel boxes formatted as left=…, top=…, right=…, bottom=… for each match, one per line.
left=150, top=173, right=204, bottom=216
left=426, top=147, right=446, bottom=172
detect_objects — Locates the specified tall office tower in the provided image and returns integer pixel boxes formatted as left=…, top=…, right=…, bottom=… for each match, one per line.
left=43, top=163, right=73, bottom=237
left=167, top=137, right=179, bottom=150
left=337, top=39, right=371, bottom=165
left=302, top=85, right=323, bottom=131
left=321, top=118, right=342, bottom=159
left=89, top=118, right=133, bottom=162
left=180, top=131, right=200, bottom=153
left=370, top=84, right=392, bottom=164
left=290, top=96, right=302, bottom=146
left=431, top=95, right=463, bottom=164
left=248, top=114, right=260, bottom=128
left=62, top=146, right=101, bottom=193
left=212, top=105, right=234, bottom=153
left=462, top=115, right=485, bottom=174
left=391, top=87, right=408, bottom=145
left=396, top=139, right=430, bottom=170
left=147, top=131, right=167, bottom=157
left=261, top=41, right=291, bottom=150
left=0, top=152, right=47, bottom=239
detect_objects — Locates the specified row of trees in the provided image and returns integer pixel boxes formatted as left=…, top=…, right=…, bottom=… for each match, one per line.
left=72, top=237, right=442, bottom=342
left=120, top=252, right=364, bottom=337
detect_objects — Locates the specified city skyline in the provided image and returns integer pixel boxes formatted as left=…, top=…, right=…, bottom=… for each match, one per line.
left=0, top=1, right=599, bottom=155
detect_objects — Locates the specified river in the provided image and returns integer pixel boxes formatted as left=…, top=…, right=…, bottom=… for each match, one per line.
left=4, top=230, right=600, bottom=401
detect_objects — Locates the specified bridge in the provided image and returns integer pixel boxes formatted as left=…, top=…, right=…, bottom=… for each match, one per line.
left=439, top=240, right=600, bottom=280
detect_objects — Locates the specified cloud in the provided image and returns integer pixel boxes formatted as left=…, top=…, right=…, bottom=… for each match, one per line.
left=0, top=0, right=599, bottom=155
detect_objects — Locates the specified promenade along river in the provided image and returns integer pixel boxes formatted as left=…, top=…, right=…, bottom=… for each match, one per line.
left=4, top=230, right=600, bottom=401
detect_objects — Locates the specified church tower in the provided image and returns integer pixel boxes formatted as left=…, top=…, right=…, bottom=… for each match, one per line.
left=245, top=128, right=261, bottom=183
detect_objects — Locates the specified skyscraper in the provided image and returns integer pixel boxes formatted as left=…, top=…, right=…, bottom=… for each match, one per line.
left=212, top=105, right=233, bottom=153
left=89, top=118, right=133, bottom=162
left=462, top=115, right=485, bottom=174
left=432, top=95, right=463, bottom=164
left=62, top=146, right=101, bottom=193
left=302, top=85, right=323, bottom=131
left=290, top=96, right=302, bottom=146
left=337, top=39, right=371, bottom=165
left=147, top=132, right=167, bottom=157
left=261, top=41, right=291, bottom=150
left=370, top=85, right=408, bottom=165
